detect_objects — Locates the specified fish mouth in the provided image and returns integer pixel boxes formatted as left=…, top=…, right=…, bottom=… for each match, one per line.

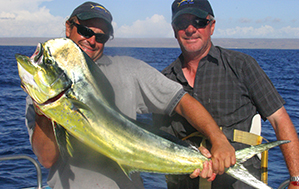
left=21, top=81, right=71, bottom=106
left=42, top=87, right=70, bottom=105
left=39, top=86, right=71, bottom=106
left=40, top=71, right=72, bottom=105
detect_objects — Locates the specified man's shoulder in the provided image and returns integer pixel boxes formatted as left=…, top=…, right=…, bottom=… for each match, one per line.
left=161, top=57, right=180, bottom=75
left=105, top=54, right=142, bottom=63
left=99, top=54, right=147, bottom=68
left=214, top=45, right=255, bottom=61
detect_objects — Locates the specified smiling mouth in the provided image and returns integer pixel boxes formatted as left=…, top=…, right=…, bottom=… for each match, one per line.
left=79, top=42, right=97, bottom=50
left=184, top=35, right=198, bottom=40
left=184, top=37, right=199, bottom=42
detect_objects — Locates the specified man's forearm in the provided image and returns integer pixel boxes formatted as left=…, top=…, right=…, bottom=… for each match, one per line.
left=174, top=94, right=227, bottom=143
left=174, top=94, right=236, bottom=174
left=268, top=107, right=299, bottom=178
left=32, top=114, right=59, bottom=168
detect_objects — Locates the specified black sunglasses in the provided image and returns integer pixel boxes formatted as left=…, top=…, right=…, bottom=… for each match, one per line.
left=71, top=22, right=110, bottom=44
left=173, top=18, right=213, bottom=30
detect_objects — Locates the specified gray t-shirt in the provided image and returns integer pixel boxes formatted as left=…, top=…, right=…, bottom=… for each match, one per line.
left=25, top=54, right=185, bottom=189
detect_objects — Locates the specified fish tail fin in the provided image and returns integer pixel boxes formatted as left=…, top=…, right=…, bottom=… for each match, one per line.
left=235, top=140, right=290, bottom=163
left=226, top=140, right=289, bottom=189
left=226, top=164, right=272, bottom=189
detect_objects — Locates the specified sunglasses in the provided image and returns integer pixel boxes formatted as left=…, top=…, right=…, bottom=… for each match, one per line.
left=72, top=22, right=110, bottom=44
left=173, top=18, right=213, bottom=30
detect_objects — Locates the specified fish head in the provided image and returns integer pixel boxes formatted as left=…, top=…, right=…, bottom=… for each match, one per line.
left=16, top=41, right=72, bottom=104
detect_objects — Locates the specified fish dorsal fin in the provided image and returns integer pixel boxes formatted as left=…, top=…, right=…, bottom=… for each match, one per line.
left=226, top=164, right=272, bottom=189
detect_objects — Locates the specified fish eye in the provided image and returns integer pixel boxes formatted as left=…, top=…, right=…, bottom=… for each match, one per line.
left=44, top=57, right=53, bottom=65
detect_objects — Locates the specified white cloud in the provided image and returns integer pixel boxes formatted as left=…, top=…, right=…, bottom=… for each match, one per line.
left=215, top=25, right=299, bottom=38
left=0, top=12, right=16, bottom=19
left=279, top=26, right=299, bottom=38
left=0, top=0, right=50, bottom=12
left=114, top=14, right=173, bottom=38
left=255, top=17, right=281, bottom=24
left=0, top=1, right=297, bottom=39
left=238, top=18, right=252, bottom=24
left=0, top=0, right=65, bottom=37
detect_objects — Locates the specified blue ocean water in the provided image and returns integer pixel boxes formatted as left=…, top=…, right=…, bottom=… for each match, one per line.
left=0, top=45, right=298, bottom=189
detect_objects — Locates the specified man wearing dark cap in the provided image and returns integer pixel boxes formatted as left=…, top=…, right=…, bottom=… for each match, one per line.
left=25, top=1, right=237, bottom=188
left=154, top=0, right=299, bottom=188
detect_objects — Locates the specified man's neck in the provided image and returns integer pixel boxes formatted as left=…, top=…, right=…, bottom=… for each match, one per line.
left=182, top=62, right=197, bottom=88
left=181, top=41, right=212, bottom=87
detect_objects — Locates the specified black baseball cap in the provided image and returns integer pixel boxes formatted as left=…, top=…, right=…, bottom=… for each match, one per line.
left=172, top=0, right=214, bottom=23
left=70, top=1, right=113, bottom=33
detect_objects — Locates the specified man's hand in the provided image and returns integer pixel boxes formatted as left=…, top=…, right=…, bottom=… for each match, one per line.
left=189, top=146, right=216, bottom=182
left=210, top=138, right=236, bottom=175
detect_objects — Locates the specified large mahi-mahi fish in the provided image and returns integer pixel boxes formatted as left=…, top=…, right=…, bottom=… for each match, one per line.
left=16, top=38, right=289, bottom=189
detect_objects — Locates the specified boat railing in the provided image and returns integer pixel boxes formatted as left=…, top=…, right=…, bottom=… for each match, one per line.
left=277, top=179, right=290, bottom=189
left=0, top=155, right=42, bottom=189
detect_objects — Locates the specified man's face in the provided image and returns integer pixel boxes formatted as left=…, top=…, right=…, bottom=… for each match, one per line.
left=173, top=14, right=215, bottom=56
left=66, top=18, right=109, bottom=61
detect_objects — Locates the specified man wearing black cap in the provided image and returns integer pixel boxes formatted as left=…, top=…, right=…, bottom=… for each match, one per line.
left=154, top=0, right=299, bottom=188
left=25, top=1, right=237, bottom=188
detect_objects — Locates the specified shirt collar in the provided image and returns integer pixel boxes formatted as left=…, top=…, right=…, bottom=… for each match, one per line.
left=173, top=43, right=219, bottom=70
left=172, top=54, right=188, bottom=84
left=207, top=43, right=220, bottom=65
left=171, top=43, right=219, bottom=83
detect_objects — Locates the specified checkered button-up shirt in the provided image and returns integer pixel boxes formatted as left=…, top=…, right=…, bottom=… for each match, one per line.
left=154, top=44, right=284, bottom=149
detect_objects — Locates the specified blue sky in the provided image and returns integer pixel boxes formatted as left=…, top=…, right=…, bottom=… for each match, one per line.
left=1, top=0, right=298, bottom=38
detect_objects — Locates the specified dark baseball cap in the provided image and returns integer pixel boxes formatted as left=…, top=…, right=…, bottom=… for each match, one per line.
left=70, top=1, right=113, bottom=31
left=172, top=0, right=214, bottom=23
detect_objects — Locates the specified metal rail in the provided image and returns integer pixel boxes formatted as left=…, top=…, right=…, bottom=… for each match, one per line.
left=0, top=155, right=42, bottom=189
left=277, top=179, right=290, bottom=189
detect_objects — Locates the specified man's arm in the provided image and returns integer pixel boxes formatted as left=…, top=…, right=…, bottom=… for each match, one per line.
left=174, top=93, right=236, bottom=174
left=267, top=106, right=299, bottom=188
left=31, top=114, right=60, bottom=168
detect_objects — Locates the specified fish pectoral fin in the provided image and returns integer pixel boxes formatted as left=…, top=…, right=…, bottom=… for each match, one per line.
left=69, top=98, right=95, bottom=120
left=65, top=130, right=74, bottom=157
left=226, top=164, right=272, bottom=189
left=69, top=98, right=92, bottom=112
left=118, top=164, right=136, bottom=180
left=52, top=121, right=74, bottom=159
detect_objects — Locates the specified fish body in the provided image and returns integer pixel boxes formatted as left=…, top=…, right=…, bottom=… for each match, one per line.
left=16, top=38, right=289, bottom=189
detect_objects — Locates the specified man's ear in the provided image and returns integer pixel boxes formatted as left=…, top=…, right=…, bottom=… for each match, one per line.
left=210, top=20, right=216, bottom=36
left=172, top=26, right=178, bottom=39
left=65, top=21, right=71, bottom=38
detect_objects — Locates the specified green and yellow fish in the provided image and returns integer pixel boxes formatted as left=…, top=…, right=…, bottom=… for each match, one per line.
left=16, top=38, right=288, bottom=189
